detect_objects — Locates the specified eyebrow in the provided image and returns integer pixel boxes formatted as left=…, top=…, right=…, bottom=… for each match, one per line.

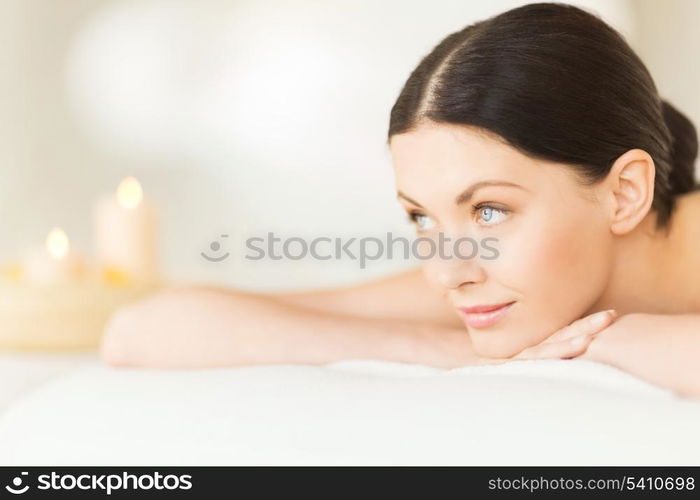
left=397, top=180, right=528, bottom=208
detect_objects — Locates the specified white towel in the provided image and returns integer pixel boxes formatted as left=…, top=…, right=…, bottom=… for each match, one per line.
left=0, top=358, right=698, bottom=465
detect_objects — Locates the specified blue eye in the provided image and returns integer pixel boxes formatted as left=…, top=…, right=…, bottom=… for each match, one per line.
left=474, top=204, right=509, bottom=225
left=407, top=211, right=436, bottom=232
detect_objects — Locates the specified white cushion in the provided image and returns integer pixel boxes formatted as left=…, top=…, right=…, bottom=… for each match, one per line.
left=1, top=358, right=699, bottom=465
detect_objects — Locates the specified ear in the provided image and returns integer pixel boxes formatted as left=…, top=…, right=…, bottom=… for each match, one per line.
left=606, top=149, right=655, bottom=235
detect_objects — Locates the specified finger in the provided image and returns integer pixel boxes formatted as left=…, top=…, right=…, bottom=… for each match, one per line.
left=542, top=309, right=617, bottom=344
left=513, top=332, right=597, bottom=360
left=558, top=333, right=599, bottom=359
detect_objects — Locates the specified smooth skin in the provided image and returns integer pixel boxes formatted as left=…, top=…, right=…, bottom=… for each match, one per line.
left=100, top=121, right=700, bottom=398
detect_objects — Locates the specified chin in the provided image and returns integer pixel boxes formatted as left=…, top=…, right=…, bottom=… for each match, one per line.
left=469, top=330, right=537, bottom=359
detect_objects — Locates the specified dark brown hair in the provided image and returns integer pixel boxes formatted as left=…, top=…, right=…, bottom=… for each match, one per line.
left=388, top=2, right=698, bottom=229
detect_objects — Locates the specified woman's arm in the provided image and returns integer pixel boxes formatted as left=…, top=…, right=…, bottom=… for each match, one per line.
left=99, top=268, right=477, bottom=369
left=271, top=267, right=464, bottom=328
left=100, top=267, right=616, bottom=370
left=583, top=313, right=700, bottom=398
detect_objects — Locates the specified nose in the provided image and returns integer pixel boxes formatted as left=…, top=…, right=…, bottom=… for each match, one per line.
left=429, top=251, right=487, bottom=290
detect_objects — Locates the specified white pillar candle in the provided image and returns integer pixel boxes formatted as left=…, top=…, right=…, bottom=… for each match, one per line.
left=94, top=177, right=157, bottom=283
left=23, top=228, right=84, bottom=284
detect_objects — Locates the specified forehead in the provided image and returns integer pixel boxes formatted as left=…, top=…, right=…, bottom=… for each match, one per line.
left=391, top=123, right=532, bottom=178
left=389, top=123, right=575, bottom=200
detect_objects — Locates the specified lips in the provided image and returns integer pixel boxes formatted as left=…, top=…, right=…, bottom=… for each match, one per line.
left=459, top=302, right=515, bottom=314
left=458, top=301, right=515, bottom=329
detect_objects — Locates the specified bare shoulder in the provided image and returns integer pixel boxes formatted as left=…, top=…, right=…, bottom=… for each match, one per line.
left=668, top=191, right=700, bottom=308
left=676, top=190, right=700, bottom=214
left=271, top=267, right=463, bottom=328
left=670, top=191, right=700, bottom=257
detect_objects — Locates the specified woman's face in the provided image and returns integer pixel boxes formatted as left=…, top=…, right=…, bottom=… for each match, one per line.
left=390, top=122, right=615, bottom=358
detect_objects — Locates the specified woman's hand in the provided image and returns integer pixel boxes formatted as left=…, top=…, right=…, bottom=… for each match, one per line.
left=474, top=309, right=619, bottom=365
left=579, top=312, right=700, bottom=398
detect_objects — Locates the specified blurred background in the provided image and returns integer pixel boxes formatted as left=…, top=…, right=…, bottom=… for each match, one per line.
left=1, top=0, right=698, bottom=292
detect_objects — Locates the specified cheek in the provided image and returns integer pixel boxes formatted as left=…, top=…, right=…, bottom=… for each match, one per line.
left=475, top=212, right=611, bottom=356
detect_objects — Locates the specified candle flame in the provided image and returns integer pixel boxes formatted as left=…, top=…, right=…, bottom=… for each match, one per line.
left=117, top=177, right=143, bottom=210
left=46, top=227, right=69, bottom=260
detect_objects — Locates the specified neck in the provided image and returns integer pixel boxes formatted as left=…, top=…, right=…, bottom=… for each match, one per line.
left=584, top=206, right=687, bottom=316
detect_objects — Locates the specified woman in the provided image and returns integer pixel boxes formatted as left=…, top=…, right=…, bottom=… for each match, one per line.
left=100, top=3, right=700, bottom=398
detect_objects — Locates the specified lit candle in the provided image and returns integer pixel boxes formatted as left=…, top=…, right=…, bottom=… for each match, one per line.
left=23, top=228, right=84, bottom=284
left=94, top=177, right=157, bottom=284
left=2, top=227, right=159, bottom=349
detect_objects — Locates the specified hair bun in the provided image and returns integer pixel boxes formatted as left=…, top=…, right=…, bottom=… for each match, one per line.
left=661, top=99, right=698, bottom=194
